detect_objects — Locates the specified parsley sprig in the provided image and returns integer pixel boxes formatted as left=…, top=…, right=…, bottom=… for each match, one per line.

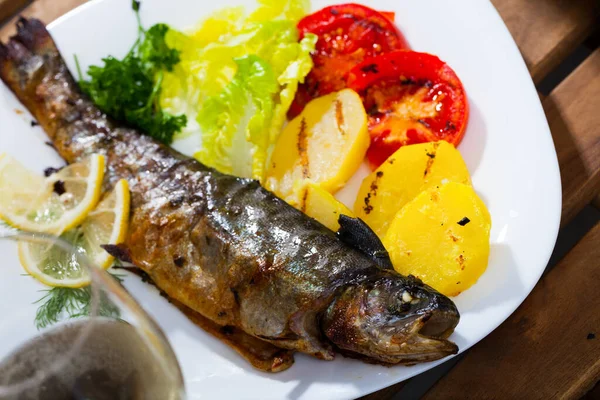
left=78, top=0, right=186, bottom=144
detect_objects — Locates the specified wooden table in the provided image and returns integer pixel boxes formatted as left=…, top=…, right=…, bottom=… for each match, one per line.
left=1, top=0, right=599, bottom=398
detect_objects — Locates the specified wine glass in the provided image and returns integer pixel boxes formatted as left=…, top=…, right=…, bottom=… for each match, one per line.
left=0, top=229, right=185, bottom=400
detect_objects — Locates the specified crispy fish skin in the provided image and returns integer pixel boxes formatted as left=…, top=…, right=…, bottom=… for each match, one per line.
left=0, top=19, right=460, bottom=369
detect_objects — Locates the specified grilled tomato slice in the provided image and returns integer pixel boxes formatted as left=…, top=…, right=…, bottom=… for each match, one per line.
left=348, top=50, right=469, bottom=169
left=288, top=3, right=409, bottom=119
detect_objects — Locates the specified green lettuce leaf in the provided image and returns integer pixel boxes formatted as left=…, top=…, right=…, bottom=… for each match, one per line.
left=196, top=55, right=278, bottom=178
left=159, top=0, right=315, bottom=181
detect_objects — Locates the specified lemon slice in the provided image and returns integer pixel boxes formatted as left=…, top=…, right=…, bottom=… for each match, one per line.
left=18, top=179, right=131, bottom=288
left=81, top=179, right=130, bottom=269
left=0, top=154, right=105, bottom=234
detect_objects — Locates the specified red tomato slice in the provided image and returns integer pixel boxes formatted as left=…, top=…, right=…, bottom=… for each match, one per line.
left=347, top=50, right=469, bottom=169
left=379, top=11, right=395, bottom=23
left=288, top=3, right=409, bottom=119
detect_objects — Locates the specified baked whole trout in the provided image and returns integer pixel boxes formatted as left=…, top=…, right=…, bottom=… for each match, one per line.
left=0, top=19, right=460, bottom=372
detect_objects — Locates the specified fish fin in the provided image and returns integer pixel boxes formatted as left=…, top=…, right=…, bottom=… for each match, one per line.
left=171, top=299, right=295, bottom=373
left=336, top=214, right=393, bottom=269
left=101, top=244, right=133, bottom=263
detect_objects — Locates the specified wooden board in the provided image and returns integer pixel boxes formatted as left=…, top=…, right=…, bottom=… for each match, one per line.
left=490, top=0, right=600, bottom=83
left=0, top=0, right=29, bottom=25
left=422, top=222, right=600, bottom=399
left=0, top=0, right=85, bottom=41
left=543, top=49, right=600, bottom=226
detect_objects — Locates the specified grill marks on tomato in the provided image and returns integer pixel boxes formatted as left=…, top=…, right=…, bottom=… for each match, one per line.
left=362, top=79, right=452, bottom=168
left=365, top=81, right=451, bottom=133
left=360, top=63, right=378, bottom=74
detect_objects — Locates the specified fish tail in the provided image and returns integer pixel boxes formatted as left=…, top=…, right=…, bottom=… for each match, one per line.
left=13, top=17, right=53, bottom=52
left=0, top=18, right=83, bottom=147
left=0, top=18, right=53, bottom=95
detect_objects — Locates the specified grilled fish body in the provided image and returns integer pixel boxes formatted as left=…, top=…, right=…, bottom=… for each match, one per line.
left=0, top=19, right=460, bottom=371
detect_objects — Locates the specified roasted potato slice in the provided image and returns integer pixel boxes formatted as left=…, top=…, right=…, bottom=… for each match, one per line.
left=383, top=182, right=491, bottom=296
left=266, top=89, right=369, bottom=200
left=354, top=141, right=471, bottom=237
left=292, top=181, right=354, bottom=231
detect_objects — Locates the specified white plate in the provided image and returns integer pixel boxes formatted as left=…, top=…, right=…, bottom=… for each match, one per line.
left=0, top=0, right=561, bottom=399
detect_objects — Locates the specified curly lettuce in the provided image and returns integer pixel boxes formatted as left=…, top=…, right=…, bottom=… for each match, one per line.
left=160, top=0, right=316, bottom=181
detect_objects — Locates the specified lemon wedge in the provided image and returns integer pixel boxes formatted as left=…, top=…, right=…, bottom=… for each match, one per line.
left=81, top=179, right=131, bottom=269
left=0, top=154, right=105, bottom=234
left=18, top=179, right=131, bottom=288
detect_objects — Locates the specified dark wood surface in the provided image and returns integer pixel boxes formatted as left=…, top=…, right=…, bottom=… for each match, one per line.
left=0, top=0, right=28, bottom=25
left=1, top=0, right=599, bottom=399
left=545, top=49, right=600, bottom=226
left=489, top=0, right=600, bottom=84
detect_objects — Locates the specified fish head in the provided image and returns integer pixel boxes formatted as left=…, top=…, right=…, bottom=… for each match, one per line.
left=321, top=271, right=460, bottom=364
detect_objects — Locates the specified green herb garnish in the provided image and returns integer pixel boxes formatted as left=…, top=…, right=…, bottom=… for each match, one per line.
left=34, top=273, right=124, bottom=330
left=78, top=0, right=186, bottom=144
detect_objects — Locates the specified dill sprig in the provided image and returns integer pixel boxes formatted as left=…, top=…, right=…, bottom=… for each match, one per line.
left=34, top=273, right=125, bottom=330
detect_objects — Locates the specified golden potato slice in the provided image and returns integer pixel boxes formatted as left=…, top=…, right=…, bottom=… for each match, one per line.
left=265, top=89, right=369, bottom=200
left=354, top=141, right=471, bottom=237
left=292, top=181, right=354, bottom=231
left=383, top=182, right=491, bottom=297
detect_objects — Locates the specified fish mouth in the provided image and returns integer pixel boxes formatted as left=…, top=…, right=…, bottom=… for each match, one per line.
left=323, top=308, right=459, bottom=366
left=385, top=311, right=459, bottom=365
left=381, top=290, right=461, bottom=364
left=379, top=279, right=461, bottom=364
left=419, top=307, right=459, bottom=339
